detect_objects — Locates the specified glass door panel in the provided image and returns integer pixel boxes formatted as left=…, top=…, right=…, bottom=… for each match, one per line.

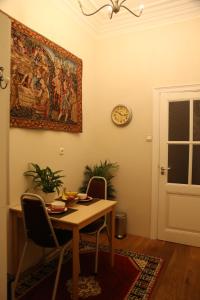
left=192, top=145, right=200, bottom=185
left=168, top=101, right=189, bottom=141
left=168, top=144, right=189, bottom=184
left=193, top=100, right=200, bottom=141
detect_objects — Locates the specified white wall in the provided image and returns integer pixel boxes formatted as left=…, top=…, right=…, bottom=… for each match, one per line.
left=1, top=0, right=200, bottom=242
left=0, top=0, right=98, bottom=204
left=0, top=0, right=98, bottom=275
left=0, top=10, right=10, bottom=300
left=93, top=18, right=200, bottom=236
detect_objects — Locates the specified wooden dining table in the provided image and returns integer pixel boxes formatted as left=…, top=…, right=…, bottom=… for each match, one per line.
left=9, top=198, right=117, bottom=300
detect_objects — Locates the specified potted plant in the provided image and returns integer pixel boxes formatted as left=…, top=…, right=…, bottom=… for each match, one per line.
left=24, top=163, right=65, bottom=203
left=79, top=160, right=119, bottom=199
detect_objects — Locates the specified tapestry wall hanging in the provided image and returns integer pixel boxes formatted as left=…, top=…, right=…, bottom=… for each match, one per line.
left=10, top=20, right=82, bottom=132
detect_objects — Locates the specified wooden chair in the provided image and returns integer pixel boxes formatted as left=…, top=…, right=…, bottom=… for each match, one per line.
left=80, top=176, right=110, bottom=273
left=12, top=193, right=72, bottom=300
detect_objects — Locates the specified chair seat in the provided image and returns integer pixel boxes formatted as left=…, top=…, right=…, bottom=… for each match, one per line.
left=54, top=229, right=72, bottom=246
left=80, top=217, right=105, bottom=234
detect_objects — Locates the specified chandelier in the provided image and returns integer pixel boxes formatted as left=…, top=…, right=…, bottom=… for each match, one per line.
left=78, top=1, right=144, bottom=19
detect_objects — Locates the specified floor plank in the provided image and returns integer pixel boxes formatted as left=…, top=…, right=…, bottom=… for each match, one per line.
left=84, top=234, right=200, bottom=300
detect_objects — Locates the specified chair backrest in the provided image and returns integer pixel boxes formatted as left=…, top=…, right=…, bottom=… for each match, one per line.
left=86, top=176, right=107, bottom=199
left=21, top=193, right=59, bottom=248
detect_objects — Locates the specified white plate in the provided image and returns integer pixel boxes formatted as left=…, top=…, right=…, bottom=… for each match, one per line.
left=77, top=196, right=93, bottom=202
left=47, top=207, right=68, bottom=214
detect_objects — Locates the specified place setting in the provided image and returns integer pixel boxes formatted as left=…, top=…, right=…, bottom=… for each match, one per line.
left=46, top=201, right=68, bottom=214
left=76, top=193, right=100, bottom=206
left=45, top=190, right=95, bottom=218
left=57, top=189, right=100, bottom=206
left=46, top=200, right=77, bottom=218
left=76, top=193, right=93, bottom=202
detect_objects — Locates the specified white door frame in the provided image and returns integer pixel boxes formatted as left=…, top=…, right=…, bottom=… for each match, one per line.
left=151, top=84, right=200, bottom=239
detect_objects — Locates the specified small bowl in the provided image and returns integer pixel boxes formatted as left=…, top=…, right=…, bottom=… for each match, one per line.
left=50, top=201, right=65, bottom=211
left=77, top=193, right=88, bottom=200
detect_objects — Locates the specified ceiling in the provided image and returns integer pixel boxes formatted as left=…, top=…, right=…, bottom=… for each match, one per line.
left=60, top=0, right=200, bottom=37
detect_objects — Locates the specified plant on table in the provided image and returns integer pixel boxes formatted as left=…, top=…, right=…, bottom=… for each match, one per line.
left=24, top=163, right=65, bottom=201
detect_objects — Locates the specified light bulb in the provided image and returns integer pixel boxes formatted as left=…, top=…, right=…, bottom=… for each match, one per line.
left=139, top=4, right=144, bottom=12
left=107, top=5, right=113, bottom=18
left=107, top=5, right=112, bottom=13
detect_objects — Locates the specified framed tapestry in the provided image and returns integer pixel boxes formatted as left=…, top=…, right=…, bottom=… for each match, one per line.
left=10, top=20, right=82, bottom=132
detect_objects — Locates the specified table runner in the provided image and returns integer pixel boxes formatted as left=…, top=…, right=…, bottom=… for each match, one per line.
left=48, top=207, right=77, bottom=219
left=77, top=198, right=101, bottom=206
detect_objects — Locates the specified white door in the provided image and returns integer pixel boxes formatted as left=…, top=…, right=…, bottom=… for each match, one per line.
left=158, top=89, right=200, bottom=247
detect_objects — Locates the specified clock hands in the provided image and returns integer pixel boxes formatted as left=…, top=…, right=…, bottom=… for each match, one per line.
left=117, top=110, right=128, bottom=117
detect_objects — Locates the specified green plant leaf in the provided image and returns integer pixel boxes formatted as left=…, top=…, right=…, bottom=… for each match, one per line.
left=79, top=160, right=119, bottom=199
left=24, top=163, right=65, bottom=193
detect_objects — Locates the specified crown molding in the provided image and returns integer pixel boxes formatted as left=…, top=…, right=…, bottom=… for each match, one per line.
left=54, top=0, right=200, bottom=39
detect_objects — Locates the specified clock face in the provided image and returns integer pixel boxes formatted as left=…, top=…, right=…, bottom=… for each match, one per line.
left=111, top=105, right=132, bottom=126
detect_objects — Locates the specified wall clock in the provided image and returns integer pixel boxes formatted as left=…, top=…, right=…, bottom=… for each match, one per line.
left=111, top=105, right=132, bottom=126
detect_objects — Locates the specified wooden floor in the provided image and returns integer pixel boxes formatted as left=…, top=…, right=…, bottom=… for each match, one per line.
left=88, top=234, right=200, bottom=300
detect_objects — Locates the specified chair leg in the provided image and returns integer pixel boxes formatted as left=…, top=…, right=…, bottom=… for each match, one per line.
left=94, top=231, right=100, bottom=274
left=12, top=241, right=29, bottom=300
left=94, top=224, right=109, bottom=274
left=51, top=245, right=66, bottom=300
left=105, top=224, right=110, bottom=243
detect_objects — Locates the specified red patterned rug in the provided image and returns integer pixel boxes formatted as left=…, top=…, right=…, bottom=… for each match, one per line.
left=16, top=244, right=163, bottom=300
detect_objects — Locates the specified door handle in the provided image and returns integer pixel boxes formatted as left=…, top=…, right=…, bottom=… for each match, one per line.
left=160, top=166, right=171, bottom=175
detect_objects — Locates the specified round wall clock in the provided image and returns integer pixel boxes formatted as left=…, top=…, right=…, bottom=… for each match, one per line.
left=111, top=104, right=132, bottom=126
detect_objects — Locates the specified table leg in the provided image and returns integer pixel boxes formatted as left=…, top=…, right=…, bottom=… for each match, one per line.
left=72, top=226, right=80, bottom=300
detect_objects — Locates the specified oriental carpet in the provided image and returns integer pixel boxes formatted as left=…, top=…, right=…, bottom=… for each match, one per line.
left=15, top=243, right=163, bottom=300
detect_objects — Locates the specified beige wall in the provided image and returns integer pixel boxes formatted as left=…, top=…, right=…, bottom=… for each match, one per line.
left=1, top=0, right=200, bottom=240
left=0, top=0, right=98, bottom=276
left=0, top=0, right=97, bottom=204
left=0, top=10, right=10, bottom=299
left=93, top=18, right=200, bottom=236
